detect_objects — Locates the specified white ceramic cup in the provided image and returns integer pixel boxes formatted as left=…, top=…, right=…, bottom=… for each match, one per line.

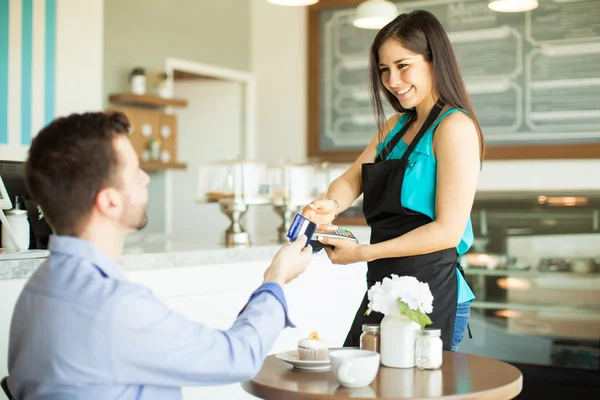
left=329, top=349, right=380, bottom=388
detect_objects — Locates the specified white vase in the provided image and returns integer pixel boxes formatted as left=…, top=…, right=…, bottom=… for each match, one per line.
left=380, top=314, right=421, bottom=368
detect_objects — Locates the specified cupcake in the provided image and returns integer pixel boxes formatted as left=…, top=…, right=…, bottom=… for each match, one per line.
left=297, top=331, right=329, bottom=361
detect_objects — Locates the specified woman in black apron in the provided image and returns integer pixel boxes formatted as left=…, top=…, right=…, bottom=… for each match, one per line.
left=303, top=10, right=484, bottom=352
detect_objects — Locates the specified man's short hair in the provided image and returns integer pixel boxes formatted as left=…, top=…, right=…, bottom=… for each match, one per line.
left=24, top=111, right=131, bottom=235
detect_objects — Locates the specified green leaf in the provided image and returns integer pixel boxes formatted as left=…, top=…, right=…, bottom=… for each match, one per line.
left=397, top=300, right=432, bottom=328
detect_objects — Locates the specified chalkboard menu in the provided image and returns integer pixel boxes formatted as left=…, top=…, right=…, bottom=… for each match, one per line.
left=307, top=0, right=600, bottom=160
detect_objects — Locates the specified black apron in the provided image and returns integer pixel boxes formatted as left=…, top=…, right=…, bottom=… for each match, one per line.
left=343, top=101, right=459, bottom=351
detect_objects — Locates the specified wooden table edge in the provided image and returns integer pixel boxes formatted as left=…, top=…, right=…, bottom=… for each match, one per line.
left=242, top=380, right=322, bottom=400
left=241, top=354, right=524, bottom=400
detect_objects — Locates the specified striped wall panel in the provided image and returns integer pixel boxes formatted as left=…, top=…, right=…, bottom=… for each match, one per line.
left=0, top=0, right=56, bottom=148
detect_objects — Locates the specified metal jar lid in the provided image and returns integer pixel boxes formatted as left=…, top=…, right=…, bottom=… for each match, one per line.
left=362, top=324, right=380, bottom=333
left=5, top=209, right=27, bottom=216
left=419, top=328, right=441, bottom=337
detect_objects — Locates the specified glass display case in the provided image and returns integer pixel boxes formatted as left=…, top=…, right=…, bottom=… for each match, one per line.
left=268, top=162, right=318, bottom=243
left=197, top=158, right=270, bottom=205
left=265, top=161, right=355, bottom=243
left=312, top=162, right=350, bottom=200
left=460, top=191, right=600, bottom=373
left=197, top=158, right=270, bottom=246
left=268, top=162, right=317, bottom=207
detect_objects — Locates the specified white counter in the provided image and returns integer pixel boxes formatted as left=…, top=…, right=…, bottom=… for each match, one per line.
left=0, top=237, right=283, bottom=281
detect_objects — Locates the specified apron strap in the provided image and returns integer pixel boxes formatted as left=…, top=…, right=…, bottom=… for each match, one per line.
left=376, top=99, right=445, bottom=163
left=376, top=113, right=415, bottom=163
left=399, top=99, right=445, bottom=165
left=457, top=262, right=474, bottom=339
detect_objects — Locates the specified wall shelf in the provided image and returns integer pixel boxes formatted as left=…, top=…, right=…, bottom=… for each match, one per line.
left=108, top=92, right=188, bottom=172
left=109, top=93, right=188, bottom=108
left=141, top=161, right=187, bottom=171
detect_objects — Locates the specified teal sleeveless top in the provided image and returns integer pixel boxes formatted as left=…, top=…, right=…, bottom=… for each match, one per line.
left=375, top=108, right=476, bottom=304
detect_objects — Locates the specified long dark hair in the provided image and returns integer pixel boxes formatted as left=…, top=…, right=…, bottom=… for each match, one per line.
left=368, top=10, right=484, bottom=158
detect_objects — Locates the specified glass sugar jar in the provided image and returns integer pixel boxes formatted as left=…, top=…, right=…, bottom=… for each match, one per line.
left=360, top=324, right=380, bottom=353
left=415, top=328, right=443, bottom=370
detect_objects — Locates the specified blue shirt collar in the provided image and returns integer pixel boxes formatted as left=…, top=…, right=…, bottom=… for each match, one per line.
left=49, top=235, right=127, bottom=280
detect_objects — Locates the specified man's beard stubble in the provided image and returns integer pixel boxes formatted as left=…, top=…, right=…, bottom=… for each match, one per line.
left=135, top=211, right=148, bottom=230
left=122, top=202, right=148, bottom=231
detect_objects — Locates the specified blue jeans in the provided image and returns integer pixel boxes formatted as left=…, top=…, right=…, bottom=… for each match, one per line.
left=452, top=301, right=472, bottom=352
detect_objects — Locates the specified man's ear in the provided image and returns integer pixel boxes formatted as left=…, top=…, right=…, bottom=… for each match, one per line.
left=95, top=187, right=123, bottom=219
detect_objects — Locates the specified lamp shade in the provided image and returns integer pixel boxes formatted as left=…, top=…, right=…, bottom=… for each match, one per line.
left=353, top=0, right=399, bottom=29
left=267, top=0, right=319, bottom=6
left=488, top=0, right=539, bottom=12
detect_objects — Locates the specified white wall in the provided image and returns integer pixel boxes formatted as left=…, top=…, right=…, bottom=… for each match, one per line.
left=250, top=0, right=309, bottom=241
left=0, top=0, right=103, bottom=161
left=170, top=79, right=245, bottom=243
left=478, top=159, right=600, bottom=192
left=54, top=0, right=103, bottom=116
left=159, top=0, right=310, bottom=244
left=251, top=0, right=307, bottom=164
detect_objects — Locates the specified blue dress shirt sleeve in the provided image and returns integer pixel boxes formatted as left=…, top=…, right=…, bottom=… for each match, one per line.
left=242, top=282, right=295, bottom=327
left=106, top=282, right=292, bottom=387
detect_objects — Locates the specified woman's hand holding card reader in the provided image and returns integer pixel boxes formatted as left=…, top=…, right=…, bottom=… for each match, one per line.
left=287, top=213, right=358, bottom=253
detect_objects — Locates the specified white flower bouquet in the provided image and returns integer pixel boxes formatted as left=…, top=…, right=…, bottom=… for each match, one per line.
left=365, top=274, right=434, bottom=328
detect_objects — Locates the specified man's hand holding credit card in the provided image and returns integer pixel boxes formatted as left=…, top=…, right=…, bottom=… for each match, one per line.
left=287, top=213, right=359, bottom=253
left=286, top=213, right=317, bottom=245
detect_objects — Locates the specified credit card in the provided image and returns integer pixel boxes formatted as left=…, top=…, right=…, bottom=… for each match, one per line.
left=286, top=213, right=317, bottom=246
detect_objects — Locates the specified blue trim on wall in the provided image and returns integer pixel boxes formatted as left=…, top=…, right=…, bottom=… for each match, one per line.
left=21, top=0, right=33, bottom=145
left=0, top=0, right=9, bottom=145
left=44, top=0, right=55, bottom=125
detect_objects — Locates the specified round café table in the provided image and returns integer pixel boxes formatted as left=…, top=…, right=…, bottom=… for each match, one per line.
left=242, top=351, right=523, bottom=399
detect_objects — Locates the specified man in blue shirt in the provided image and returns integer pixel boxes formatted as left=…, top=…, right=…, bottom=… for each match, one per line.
left=6, top=111, right=312, bottom=400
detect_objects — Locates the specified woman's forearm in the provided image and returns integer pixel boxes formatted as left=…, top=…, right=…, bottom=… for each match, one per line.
left=327, top=175, right=362, bottom=213
left=361, top=220, right=462, bottom=262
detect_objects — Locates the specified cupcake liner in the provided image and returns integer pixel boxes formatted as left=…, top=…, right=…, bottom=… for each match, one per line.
left=298, top=346, right=329, bottom=361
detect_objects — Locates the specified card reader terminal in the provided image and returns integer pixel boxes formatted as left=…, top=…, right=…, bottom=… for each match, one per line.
left=311, top=227, right=359, bottom=253
left=286, top=213, right=358, bottom=253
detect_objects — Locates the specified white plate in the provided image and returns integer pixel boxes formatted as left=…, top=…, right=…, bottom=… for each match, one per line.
left=275, top=350, right=331, bottom=371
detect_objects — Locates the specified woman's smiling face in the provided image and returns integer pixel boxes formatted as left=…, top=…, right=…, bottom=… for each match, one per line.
left=378, top=38, right=435, bottom=110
